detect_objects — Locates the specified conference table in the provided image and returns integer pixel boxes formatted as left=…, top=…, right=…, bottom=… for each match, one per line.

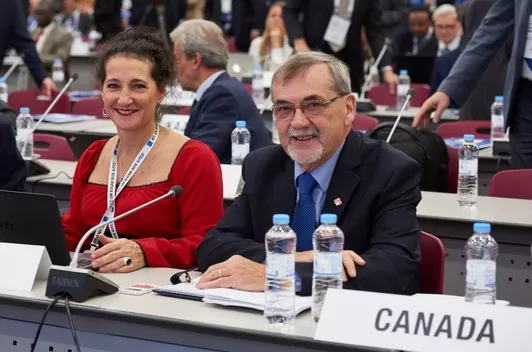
left=27, top=159, right=532, bottom=308
left=0, top=268, right=380, bottom=352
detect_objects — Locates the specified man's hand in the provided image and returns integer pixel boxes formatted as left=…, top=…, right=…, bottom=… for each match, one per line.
left=295, top=250, right=366, bottom=282
left=40, top=78, right=57, bottom=98
left=196, top=255, right=266, bottom=291
left=413, top=91, right=451, bottom=127
left=294, top=38, right=310, bottom=53
left=382, top=68, right=397, bottom=95
left=90, top=234, right=146, bottom=273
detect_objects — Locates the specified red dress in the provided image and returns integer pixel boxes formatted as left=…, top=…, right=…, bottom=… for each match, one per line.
left=61, top=139, right=224, bottom=269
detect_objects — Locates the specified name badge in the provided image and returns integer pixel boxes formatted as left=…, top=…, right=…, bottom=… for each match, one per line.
left=324, top=15, right=351, bottom=46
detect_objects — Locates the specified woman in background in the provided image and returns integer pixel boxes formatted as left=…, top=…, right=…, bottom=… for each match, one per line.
left=62, top=28, right=223, bottom=273
left=248, top=2, right=292, bottom=71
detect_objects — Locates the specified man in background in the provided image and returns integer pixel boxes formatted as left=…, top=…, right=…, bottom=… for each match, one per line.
left=0, top=0, right=56, bottom=96
left=59, top=0, right=92, bottom=36
left=432, top=4, right=462, bottom=56
left=395, top=7, right=438, bottom=57
left=171, top=20, right=271, bottom=164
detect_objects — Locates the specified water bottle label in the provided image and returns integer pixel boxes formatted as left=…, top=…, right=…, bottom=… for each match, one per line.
left=252, top=79, right=263, bottom=90
left=232, top=143, right=250, bottom=159
left=491, top=114, right=504, bottom=127
left=397, top=84, right=409, bottom=96
left=266, top=253, right=295, bottom=278
left=466, top=260, right=496, bottom=289
left=459, top=159, right=478, bottom=176
left=16, top=128, right=31, bottom=142
left=314, top=252, right=342, bottom=276
left=53, top=71, right=65, bottom=82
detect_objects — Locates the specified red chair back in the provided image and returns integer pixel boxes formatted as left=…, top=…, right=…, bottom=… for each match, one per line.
left=8, top=89, right=70, bottom=114
left=34, top=133, right=76, bottom=161
left=226, top=36, right=238, bottom=53
left=420, top=231, right=445, bottom=294
left=367, top=83, right=431, bottom=107
left=489, top=169, right=532, bottom=200
left=435, top=121, right=491, bottom=139
left=352, top=114, right=379, bottom=131
left=447, top=146, right=458, bottom=193
left=72, top=97, right=104, bottom=118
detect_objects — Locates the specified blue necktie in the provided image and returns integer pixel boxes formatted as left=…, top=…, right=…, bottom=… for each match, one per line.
left=292, top=173, right=318, bottom=251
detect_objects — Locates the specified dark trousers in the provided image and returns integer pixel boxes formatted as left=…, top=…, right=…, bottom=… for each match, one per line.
left=509, top=79, right=532, bottom=169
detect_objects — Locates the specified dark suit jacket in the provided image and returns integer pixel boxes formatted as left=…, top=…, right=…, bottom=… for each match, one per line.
left=431, top=48, right=463, bottom=95
left=197, top=131, right=422, bottom=296
left=93, top=0, right=123, bottom=43
left=438, top=0, right=523, bottom=127
left=379, top=0, right=410, bottom=39
left=394, top=31, right=438, bottom=57
left=184, top=72, right=272, bottom=164
left=0, top=0, right=48, bottom=88
left=283, top=0, right=391, bottom=93
left=130, top=0, right=186, bottom=42
left=231, top=0, right=268, bottom=52
left=0, top=121, right=27, bottom=192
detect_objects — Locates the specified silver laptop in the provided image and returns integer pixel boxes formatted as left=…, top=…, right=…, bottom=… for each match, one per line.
left=227, top=53, right=255, bottom=80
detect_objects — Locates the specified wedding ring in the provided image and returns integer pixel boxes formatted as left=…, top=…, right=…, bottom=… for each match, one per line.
left=123, top=256, right=132, bottom=266
left=218, top=269, right=223, bottom=277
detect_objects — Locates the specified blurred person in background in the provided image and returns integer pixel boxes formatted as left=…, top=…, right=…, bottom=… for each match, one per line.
left=432, top=4, right=462, bottom=56
left=248, top=1, right=292, bottom=71
left=379, top=0, right=410, bottom=43
left=394, top=7, right=437, bottom=57
left=231, top=0, right=269, bottom=52
left=93, top=0, right=123, bottom=45
left=59, top=0, right=92, bottom=36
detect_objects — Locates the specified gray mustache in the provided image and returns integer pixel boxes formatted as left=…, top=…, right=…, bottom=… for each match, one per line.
left=288, top=127, right=320, bottom=138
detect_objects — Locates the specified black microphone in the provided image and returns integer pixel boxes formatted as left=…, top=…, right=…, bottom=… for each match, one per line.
left=46, top=185, right=183, bottom=302
left=386, top=88, right=416, bottom=143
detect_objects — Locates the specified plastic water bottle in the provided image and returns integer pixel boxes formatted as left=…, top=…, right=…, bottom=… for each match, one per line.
left=312, top=214, right=344, bottom=323
left=490, top=96, right=505, bottom=140
left=465, top=223, right=498, bottom=304
left=0, top=77, right=8, bottom=103
left=16, top=107, right=34, bottom=159
left=458, top=134, right=479, bottom=207
left=231, top=120, right=251, bottom=165
left=396, top=70, right=411, bottom=110
left=52, top=58, right=65, bottom=88
left=252, top=64, right=264, bottom=105
left=265, top=214, right=297, bottom=327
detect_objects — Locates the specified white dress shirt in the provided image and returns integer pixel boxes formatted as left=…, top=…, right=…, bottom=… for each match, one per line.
left=437, top=35, right=461, bottom=56
left=248, top=35, right=293, bottom=71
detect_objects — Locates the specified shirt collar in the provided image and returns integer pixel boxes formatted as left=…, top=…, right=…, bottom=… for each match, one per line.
left=194, top=70, right=225, bottom=102
left=439, top=35, right=461, bottom=52
left=294, top=140, right=346, bottom=192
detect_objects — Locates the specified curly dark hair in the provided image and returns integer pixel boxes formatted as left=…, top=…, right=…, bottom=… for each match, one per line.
left=95, top=27, right=176, bottom=89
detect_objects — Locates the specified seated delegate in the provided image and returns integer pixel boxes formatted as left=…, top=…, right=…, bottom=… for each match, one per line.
left=61, top=28, right=224, bottom=273
left=196, top=52, right=421, bottom=296
left=170, top=19, right=272, bottom=164
left=248, top=1, right=293, bottom=71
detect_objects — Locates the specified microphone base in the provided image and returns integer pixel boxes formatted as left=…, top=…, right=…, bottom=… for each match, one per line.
left=356, top=98, right=376, bottom=113
left=45, top=265, right=119, bottom=302
left=25, top=159, right=51, bottom=177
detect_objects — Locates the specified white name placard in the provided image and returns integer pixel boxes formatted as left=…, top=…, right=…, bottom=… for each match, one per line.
left=0, top=243, right=51, bottom=291
left=315, top=289, right=532, bottom=352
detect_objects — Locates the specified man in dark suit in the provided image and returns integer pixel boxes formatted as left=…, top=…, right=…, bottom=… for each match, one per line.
left=171, top=19, right=271, bottom=164
left=196, top=52, right=421, bottom=296
left=231, top=0, right=269, bottom=52
left=415, top=0, right=532, bottom=168
left=283, top=0, right=397, bottom=94
left=93, top=0, right=123, bottom=44
left=0, top=121, right=27, bottom=192
left=0, top=0, right=56, bottom=96
left=395, top=7, right=438, bottom=57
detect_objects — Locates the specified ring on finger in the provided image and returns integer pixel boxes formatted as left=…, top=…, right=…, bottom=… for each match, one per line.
left=123, top=256, right=132, bottom=266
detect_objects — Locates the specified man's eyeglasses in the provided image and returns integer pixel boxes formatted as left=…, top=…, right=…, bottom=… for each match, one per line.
left=272, top=93, right=350, bottom=120
left=170, top=266, right=199, bottom=285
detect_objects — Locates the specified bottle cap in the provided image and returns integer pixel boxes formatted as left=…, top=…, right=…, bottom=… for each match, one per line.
left=273, top=214, right=290, bottom=225
left=473, top=223, right=491, bottom=233
left=320, top=213, right=337, bottom=224
left=494, top=96, right=503, bottom=103
left=235, top=120, right=246, bottom=128
left=20, top=107, right=30, bottom=114
left=463, top=134, right=475, bottom=142
left=400, top=70, right=408, bottom=76
left=0, top=76, right=5, bottom=83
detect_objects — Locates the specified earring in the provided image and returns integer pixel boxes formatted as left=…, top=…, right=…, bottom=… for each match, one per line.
left=102, top=108, right=108, bottom=118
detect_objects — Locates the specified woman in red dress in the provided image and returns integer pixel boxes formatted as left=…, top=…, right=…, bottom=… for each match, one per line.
left=62, top=28, right=224, bottom=273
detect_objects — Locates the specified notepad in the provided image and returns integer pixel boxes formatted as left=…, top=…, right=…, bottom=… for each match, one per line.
left=154, top=278, right=312, bottom=314
left=34, top=113, right=96, bottom=124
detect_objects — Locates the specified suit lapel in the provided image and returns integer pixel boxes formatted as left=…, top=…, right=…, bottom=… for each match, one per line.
left=321, top=132, right=361, bottom=222
left=272, top=156, right=296, bottom=219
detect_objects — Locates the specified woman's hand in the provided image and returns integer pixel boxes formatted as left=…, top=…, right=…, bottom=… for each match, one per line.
left=90, top=234, right=146, bottom=273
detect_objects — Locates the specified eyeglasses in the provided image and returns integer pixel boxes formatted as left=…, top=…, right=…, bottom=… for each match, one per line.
left=435, top=24, right=457, bottom=31
left=170, top=266, right=199, bottom=285
left=272, top=94, right=349, bottom=121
